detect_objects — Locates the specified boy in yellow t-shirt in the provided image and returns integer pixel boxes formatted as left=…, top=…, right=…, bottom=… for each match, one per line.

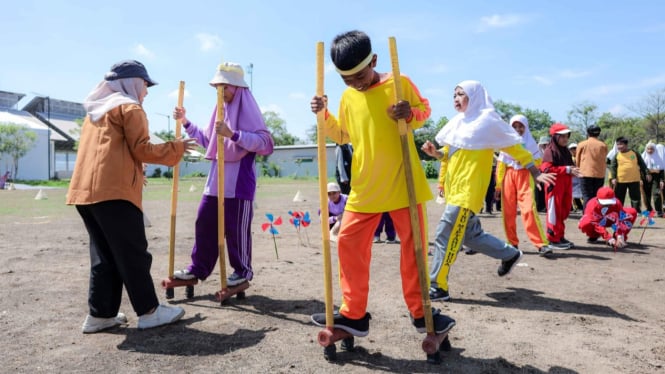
left=309, top=30, right=455, bottom=337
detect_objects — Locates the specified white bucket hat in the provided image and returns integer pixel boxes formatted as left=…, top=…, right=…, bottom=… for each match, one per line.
left=209, top=62, right=249, bottom=88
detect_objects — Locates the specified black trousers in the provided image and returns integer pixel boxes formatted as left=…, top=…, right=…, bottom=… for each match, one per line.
left=76, top=200, right=158, bottom=317
left=580, top=177, right=605, bottom=210
left=614, top=182, right=642, bottom=211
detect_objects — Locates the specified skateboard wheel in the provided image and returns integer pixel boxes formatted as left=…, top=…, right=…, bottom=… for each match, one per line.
left=165, top=288, right=174, bottom=300
left=185, top=285, right=194, bottom=299
left=440, top=336, right=451, bottom=352
left=340, top=337, right=354, bottom=352
left=426, top=351, right=441, bottom=365
left=323, top=344, right=337, bottom=361
left=236, top=291, right=246, bottom=300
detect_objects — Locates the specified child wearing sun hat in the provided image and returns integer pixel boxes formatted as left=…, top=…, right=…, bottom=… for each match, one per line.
left=172, top=62, right=274, bottom=287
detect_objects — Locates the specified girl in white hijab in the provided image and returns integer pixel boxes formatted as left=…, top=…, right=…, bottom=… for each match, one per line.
left=422, top=80, right=556, bottom=301
left=495, top=114, right=553, bottom=256
left=641, top=141, right=665, bottom=216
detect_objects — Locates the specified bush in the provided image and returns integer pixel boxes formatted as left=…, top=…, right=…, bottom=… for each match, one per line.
left=151, top=168, right=162, bottom=178
left=423, top=160, right=439, bottom=179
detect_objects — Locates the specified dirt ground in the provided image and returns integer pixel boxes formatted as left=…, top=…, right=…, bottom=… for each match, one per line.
left=1, top=179, right=664, bottom=373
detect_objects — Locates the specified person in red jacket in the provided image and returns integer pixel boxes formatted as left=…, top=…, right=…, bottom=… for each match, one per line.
left=578, top=187, right=637, bottom=248
left=540, top=123, right=582, bottom=249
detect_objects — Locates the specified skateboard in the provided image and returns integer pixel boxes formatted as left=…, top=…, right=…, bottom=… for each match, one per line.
left=215, top=281, right=250, bottom=305
left=161, top=277, right=198, bottom=299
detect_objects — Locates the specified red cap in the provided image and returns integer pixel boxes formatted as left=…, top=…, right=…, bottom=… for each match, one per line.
left=549, top=123, right=571, bottom=136
left=597, top=186, right=617, bottom=205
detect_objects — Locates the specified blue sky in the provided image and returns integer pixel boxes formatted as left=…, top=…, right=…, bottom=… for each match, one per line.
left=2, top=1, right=664, bottom=140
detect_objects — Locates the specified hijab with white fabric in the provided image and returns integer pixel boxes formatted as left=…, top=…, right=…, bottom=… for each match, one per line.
left=435, top=80, right=521, bottom=150
left=606, top=141, right=619, bottom=162
left=83, top=78, right=145, bottom=122
left=641, top=141, right=665, bottom=171
left=496, top=114, right=541, bottom=169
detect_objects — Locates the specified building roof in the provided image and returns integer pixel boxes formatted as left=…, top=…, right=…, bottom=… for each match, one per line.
left=0, top=109, right=66, bottom=141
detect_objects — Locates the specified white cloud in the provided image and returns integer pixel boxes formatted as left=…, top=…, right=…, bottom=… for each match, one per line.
left=133, top=43, right=155, bottom=58
left=168, top=89, right=191, bottom=99
left=260, top=103, right=282, bottom=114
left=477, top=14, right=528, bottom=32
left=289, top=92, right=307, bottom=100
left=196, top=33, right=222, bottom=52
left=532, top=75, right=554, bottom=86
left=607, top=104, right=627, bottom=115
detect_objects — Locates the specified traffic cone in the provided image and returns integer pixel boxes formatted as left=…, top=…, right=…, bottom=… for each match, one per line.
left=34, top=189, right=47, bottom=200
left=293, top=190, right=305, bottom=202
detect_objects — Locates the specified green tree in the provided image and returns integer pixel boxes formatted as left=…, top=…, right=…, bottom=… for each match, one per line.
left=70, top=118, right=84, bottom=150
left=415, top=116, right=448, bottom=160
left=154, top=129, right=175, bottom=141
left=0, top=122, right=38, bottom=179
left=567, top=102, right=599, bottom=134
left=632, top=88, right=665, bottom=143
left=493, top=100, right=553, bottom=135
left=263, top=110, right=299, bottom=145
left=596, top=112, right=646, bottom=150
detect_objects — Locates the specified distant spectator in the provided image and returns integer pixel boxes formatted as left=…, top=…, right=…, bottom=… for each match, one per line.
left=0, top=171, right=10, bottom=189
left=575, top=125, right=607, bottom=210
left=610, top=136, right=650, bottom=210
left=335, top=143, right=353, bottom=195
left=641, top=141, right=664, bottom=216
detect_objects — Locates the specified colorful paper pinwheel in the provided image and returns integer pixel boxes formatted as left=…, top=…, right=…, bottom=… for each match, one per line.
left=262, top=213, right=282, bottom=259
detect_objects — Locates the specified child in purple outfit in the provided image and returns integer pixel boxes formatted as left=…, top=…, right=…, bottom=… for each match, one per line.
left=173, top=62, right=274, bottom=286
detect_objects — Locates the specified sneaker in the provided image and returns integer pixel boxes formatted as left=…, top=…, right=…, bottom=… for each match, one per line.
left=586, top=237, right=600, bottom=244
left=385, top=238, right=399, bottom=244
left=412, top=308, right=456, bottom=334
left=560, top=238, right=575, bottom=248
left=137, top=304, right=185, bottom=330
left=310, top=311, right=371, bottom=337
left=372, top=237, right=383, bottom=243
left=429, top=287, right=451, bottom=301
left=538, top=246, right=553, bottom=257
left=463, top=246, right=477, bottom=255
left=227, top=273, right=247, bottom=286
left=498, top=250, right=523, bottom=277
left=81, top=313, right=128, bottom=333
left=173, top=269, right=196, bottom=280
left=550, top=241, right=571, bottom=250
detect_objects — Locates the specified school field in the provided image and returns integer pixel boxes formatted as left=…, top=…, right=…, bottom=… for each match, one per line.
left=0, top=178, right=663, bottom=373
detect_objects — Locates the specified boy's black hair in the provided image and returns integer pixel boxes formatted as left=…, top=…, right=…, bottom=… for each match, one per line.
left=616, top=136, right=628, bottom=145
left=587, top=125, right=601, bottom=137
left=330, top=30, right=372, bottom=71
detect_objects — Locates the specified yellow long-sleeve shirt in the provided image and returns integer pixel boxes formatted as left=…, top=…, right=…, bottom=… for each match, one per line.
left=323, top=74, right=432, bottom=213
left=445, top=144, right=535, bottom=213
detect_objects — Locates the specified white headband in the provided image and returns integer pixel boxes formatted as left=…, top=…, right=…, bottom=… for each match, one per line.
left=335, top=51, right=374, bottom=76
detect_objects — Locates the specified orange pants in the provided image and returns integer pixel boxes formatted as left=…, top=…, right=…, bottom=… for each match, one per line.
left=337, top=205, right=428, bottom=320
left=501, top=168, right=549, bottom=248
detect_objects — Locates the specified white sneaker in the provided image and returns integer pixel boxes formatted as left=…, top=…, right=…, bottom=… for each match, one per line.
left=137, top=305, right=185, bottom=330
left=173, top=269, right=196, bottom=280
left=227, top=273, right=247, bottom=286
left=82, top=313, right=128, bottom=333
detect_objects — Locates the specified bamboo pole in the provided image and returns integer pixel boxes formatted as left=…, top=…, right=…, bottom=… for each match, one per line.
left=314, top=42, right=335, bottom=329
left=388, top=36, right=435, bottom=336
left=216, top=86, right=227, bottom=289
left=168, top=81, right=185, bottom=277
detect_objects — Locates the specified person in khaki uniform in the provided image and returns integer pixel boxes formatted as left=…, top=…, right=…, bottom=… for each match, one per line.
left=575, top=125, right=607, bottom=210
